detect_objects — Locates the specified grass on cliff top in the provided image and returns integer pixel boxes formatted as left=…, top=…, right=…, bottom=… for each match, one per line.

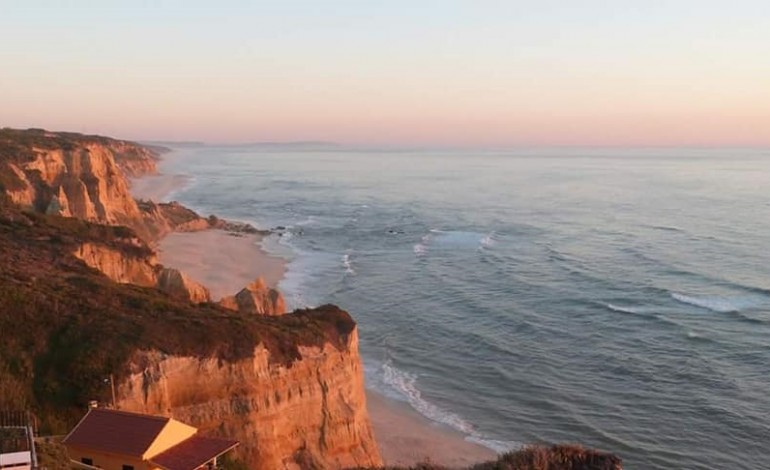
left=0, top=197, right=356, bottom=433
left=0, top=128, right=119, bottom=161
left=353, top=445, right=621, bottom=470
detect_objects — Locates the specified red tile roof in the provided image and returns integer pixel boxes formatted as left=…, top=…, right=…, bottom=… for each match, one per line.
left=62, top=408, right=170, bottom=457
left=150, top=435, right=239, bottom=470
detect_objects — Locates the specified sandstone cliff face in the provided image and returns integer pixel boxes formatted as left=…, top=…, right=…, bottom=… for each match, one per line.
left=110, top=141, right=160, bottom=178
left=29, top=145, right=144, bottom=224
left=4, top=141, right=156, bottom=241
left=74, top=242, right=215, bottom=304
left=74, top=242, right=159, bottom=287
left=117, top=327, right=382, bottom=470
left=157, top=268, right=211, bottom=303
left=220, top=277, right=286, bottom=316
left=5, top=164, right=36, bottom=207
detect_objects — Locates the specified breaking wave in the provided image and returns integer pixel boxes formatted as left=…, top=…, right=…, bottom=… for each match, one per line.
left=343, top=252, right=355, bottom=275
left=376, top=360, right=518, bottom=454
left=415, top=229, right=496, bottom=256
left=671, top=292, right=760, bottom=313
left=604, top=303, right=654, bottom=315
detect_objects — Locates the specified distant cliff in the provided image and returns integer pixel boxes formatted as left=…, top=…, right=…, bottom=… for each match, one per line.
left=0, top=128, right=253, bottom=242
left=0, top=128, right=282, bottom=308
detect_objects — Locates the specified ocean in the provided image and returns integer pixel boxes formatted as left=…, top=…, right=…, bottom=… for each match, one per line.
left=159, top=146, right=770, bottom=469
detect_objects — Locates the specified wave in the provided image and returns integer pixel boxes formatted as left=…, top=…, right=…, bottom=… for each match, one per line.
left=415, top=229, right=495, bottom=256
left=342, top=252, right=355, bottom=275
left=466, top=435, right=522, bottom=454
left=480, top=232, right=496, bottom=249
left=381, top=360, right=475, bottom=434
left=604, top=303, right=655, bottom=315
left=366, top=360, right=522, bottom=453
left=670, top=292, right=770, bottom=325
left=670, top=292, right=759, bottom=313
left=413, top=233, right=432, bottom=256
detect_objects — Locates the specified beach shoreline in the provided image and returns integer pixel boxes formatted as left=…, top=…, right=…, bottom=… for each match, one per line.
left=130, top=158, right=498, bottom=467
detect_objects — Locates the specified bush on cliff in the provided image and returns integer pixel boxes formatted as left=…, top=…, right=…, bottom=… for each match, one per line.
left=351, top=444, right=621, bottom=470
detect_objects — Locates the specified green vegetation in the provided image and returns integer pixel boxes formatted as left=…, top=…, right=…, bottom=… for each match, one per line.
left=35, top=436, right=71, bottom=470
left=0, top=200, right=356, bottom=434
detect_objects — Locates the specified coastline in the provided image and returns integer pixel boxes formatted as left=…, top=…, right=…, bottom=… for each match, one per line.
left=129, top=173, right=191, bottom=201
left=131, top=160, right=499, bottom=467
left=367, top=391, right=497, bottom=467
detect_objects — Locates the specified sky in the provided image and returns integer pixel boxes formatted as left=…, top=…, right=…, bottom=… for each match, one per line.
left=1, top=1, right=769, bottom=147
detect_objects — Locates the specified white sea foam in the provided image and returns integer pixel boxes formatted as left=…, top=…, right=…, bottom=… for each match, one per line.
left=272, top=229, right=340, bottom=310
left=343, top=252, right=355, bottom=275
left=605, top=303, right=652, bottom=315
left=671, top=292, right=760, bottom=313
left=466, top=436, right=521, bottom=454
left=372, top=360, right=517, bottom=453
left=479, top=232, right=496, bottom=249
left=413, top=233, right=432, bottom=256
left=295, top=215, right=317, bottom=226
left=415, top=229, right=495, bottom=255
left=381, top=360, right=476, bottom=434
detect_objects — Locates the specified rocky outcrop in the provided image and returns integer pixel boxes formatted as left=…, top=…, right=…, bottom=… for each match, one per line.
left=157, top=268, right=211, bottom=303
left=4, top=163, right=36, bottom=207
left=220, top=277, right=286, bottom=315
left=74, top=242, right=159, bottom=287
left=116, top=323, right=382, bottom=470
left=74, top=242, right=214, bottom=304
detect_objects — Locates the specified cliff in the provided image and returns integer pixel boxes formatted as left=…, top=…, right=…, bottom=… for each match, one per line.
left=0, top=128, right=158, bottom=239
left=0, top=128, right=254, bottom=243
left=74, top=241, right=159, bottom=287
left=117, top=309, right=379, bottom=469
left=157, top=267, right=211, bottom=303
left=0, top=200, right=381, bottom=468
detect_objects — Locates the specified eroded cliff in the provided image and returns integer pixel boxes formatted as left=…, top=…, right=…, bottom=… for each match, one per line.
left=118, top=324, right=380, bottom=469
left=0, top=129, right=381, bottom=469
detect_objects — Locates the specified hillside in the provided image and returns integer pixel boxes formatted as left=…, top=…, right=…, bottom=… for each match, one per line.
left=0, top=196, right=354, bottom=429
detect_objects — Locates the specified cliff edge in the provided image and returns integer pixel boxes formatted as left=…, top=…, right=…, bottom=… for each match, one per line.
left=0, top=128, right=380, bottom=468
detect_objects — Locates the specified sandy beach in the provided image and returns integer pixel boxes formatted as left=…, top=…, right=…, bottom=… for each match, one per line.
left=132, top=168, right=499, bottom=468
left=157, top=230, right=285, bottom=300
left=367, top=391, right=497, bottom=467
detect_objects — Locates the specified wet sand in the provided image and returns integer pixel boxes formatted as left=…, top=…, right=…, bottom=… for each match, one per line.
left=367, top=391, right=497, bottom=468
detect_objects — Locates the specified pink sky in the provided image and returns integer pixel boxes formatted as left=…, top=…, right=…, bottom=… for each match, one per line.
left=1, top=2, right=769, bottom=147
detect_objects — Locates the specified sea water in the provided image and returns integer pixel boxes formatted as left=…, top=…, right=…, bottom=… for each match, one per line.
left=160, top=146, right=770, bottom=469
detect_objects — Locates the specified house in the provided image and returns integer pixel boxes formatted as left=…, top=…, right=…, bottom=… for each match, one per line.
left=0, top=412, right=37, bottom=470
left=62, top=409, right=238, bottom=470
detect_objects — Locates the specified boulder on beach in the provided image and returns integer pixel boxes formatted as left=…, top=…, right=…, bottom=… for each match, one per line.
left=220, top=277, right=286, bottom=315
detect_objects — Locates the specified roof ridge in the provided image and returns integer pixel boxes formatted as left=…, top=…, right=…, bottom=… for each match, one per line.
left=91, top=408, right=171, bottom=422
